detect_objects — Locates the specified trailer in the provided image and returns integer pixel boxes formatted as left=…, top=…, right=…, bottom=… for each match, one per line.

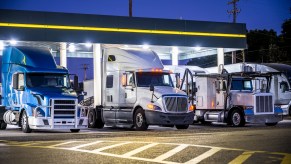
left=81, top=47, right=194, bottom=130
left=178, top=67, right=283, bottom=126
left=0, top=46, right=88, bottom=133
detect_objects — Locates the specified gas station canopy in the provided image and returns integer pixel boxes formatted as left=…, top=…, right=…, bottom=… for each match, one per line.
left=0, top=9, right=246, bottom=49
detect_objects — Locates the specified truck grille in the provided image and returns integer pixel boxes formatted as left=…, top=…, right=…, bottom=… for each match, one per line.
left=51, top=99, right=77, bottom=118
left=255, top=95, right=273, bottom=113
left=164, top=97, right=188, bottom=112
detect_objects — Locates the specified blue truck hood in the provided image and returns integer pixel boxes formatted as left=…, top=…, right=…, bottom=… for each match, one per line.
left=28, top=87, right=77, bottom=99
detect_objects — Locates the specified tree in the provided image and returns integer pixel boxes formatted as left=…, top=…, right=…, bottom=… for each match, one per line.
left=245, top=29, right=286, bottom=63
left=280, top=18, right=291, bottom=60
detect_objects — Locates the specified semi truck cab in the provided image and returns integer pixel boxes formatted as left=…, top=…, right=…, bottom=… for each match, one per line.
left=0, top=46, right=88, bottom=133
left=83, top=48, right=194, bottom=130
left=179, top=68, right=283, bottom=126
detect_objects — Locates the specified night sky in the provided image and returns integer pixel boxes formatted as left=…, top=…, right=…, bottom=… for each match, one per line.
left=0, top=0, right=290, bottom=35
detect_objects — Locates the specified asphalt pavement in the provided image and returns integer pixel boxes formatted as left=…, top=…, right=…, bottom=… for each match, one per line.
left=1, top=118, right=291, bottom=164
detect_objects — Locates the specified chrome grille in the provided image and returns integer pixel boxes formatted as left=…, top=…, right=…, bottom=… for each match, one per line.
left=51, top=99, right=77, bottom=119
left=255, top=95, right=273, bottom=113
left=164, top=97, right=188, bottom=112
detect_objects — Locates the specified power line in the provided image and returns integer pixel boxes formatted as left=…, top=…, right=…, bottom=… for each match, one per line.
left=227, top=0, right=241, bottom=23
left=129, top=0, right=133, bottom=17
left=227, top=0, right=241, bottom=64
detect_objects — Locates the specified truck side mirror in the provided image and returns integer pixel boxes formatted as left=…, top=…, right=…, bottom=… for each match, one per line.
left=19, top=86, right=25, bottom=91
left=122, top=73, right=127, bottom=87
left=193, top=87, right=198, bottom=93
left=150, top=85, right=155, bottom=92
left=12, top=74, right=18, bottom=89
left=73, top=75, right=79, bottom=90
left=81, top=91, right=87, bottom=96
left=175, top=73, right=181, bottom=88
left=215, top=81, right=221, bottom=91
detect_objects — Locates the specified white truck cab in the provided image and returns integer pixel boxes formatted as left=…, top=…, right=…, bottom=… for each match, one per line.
left=83, top=48, right=194, bottom=130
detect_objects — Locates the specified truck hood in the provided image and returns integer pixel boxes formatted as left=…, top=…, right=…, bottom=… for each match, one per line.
left=138, top=86, right=186, bottom=99
left=28, top=87, right=77, bottom=99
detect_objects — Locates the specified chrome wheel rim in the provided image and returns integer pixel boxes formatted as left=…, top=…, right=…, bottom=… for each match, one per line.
left=232, top=113, right=241, bottom=126
left=136, top=113, right=143, bottom=127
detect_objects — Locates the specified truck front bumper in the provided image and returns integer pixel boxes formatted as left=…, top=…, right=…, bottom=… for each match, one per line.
left=280, top=104, right=290, bottom=116
left=28, top=117, right=88, bottom=130
left=244, top=108, right=283, bottom=124
left=145, top=110, right=194, bottom=125
left=245, top=114, right=283, bottom=124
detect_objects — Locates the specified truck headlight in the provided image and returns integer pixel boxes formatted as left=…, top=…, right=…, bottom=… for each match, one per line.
left=147, top=104, right=162, bottom=111
left=33, top=107, right=44, bottom=117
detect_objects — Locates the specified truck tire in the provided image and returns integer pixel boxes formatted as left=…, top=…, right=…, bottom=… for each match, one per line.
left=265, top=122, right=277, bottom=126
left=230, top=109, right=245, bottom=127
left=95, top=119, right=105, bottom=129
left=88, top=108, right=104, bottom=129
left=88, top=109, right=97, bottom=128
left=0, top=120, right=7, bottom=130
left=21, top=111, right=32, bottom=133
left=70, top=129, right=80, bottom=133
left=289, top=107, right=291, bottom=116
left=175, top=125, right=189, bottom=129
left=134, top=108, right=148, bottom=131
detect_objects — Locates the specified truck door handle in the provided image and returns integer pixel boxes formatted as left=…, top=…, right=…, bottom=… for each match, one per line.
left=125, top=93, right=127, bottom=98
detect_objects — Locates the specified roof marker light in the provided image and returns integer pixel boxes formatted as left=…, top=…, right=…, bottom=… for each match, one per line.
left=9, top=39, right=17, bottom=45
left=68, top=44, right=76, bottom=52
left=85, top=42, right=92, bottom=48
left=194, top=46, right=201, bottom=51
left=142, top=44, right=149, bottom=50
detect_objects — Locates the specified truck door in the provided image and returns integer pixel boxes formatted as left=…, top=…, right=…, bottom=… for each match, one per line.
left=12, top=73, right=25, bottom=108
left=124, top=72, right=137, bottom=105
left=116, top=72, right=137, bottom=124
left=103, top=74, right=116, bottom=126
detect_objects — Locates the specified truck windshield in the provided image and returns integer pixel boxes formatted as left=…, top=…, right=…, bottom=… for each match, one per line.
left=26, top=73, right=70, bottom=88
left=136, top=72, right=174, bottom=87
left=231, top=79, right=253, bottom=91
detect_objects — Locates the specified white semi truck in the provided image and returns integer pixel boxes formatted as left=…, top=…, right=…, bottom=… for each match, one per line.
left=81, top=47, right=194, bottom=130
left=206, top=63, right=291, bottom=116
left=168, top=65, right=283, bottom=126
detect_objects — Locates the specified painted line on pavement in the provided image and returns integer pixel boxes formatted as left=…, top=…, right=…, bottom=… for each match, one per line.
left=92, top=142, right=132, bottom=152
left=281, top=154, right=291, bottom=164
left=185, top=147, right=221, bottom=164
left=123, top=143, right=159, bottom=157
left=2, top=140, right=290, bottom=164
left=154, top=144, right=189, bottom=162
left=70, top=141, right=104, bottom=150
left=229, top=151, right=255, bottom=164
left=48, top=141, right=78, bottom=147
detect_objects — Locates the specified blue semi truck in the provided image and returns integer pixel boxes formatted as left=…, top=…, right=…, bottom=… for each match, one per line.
left=0, top=46, right=88, bottom=133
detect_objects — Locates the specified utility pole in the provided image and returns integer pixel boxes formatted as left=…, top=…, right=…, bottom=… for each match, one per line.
left=82, top=64, right=89, bottom=80
left=129, top=0, right=133, bottom=17
left=228, top=0, right=241, bottom=63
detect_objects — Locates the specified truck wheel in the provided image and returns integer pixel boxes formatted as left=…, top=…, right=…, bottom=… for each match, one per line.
left=0, top=120, right=7, bottom=130
left=95, top=119, right=104, bottom=129
left=134, top=108, right=148, bottom=131
left=265, top=122, right=277, bottom=126
left=289, top=107, right=291, bottom=116
left=175, top=125, right=189, bottom=129
left=21, top=111, right=32, bottom=133
left=70, top=129, right=80, bottom=133
left=230, top=109, right=245, bottom=127
left=88, top=109, right=97, bottom=128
